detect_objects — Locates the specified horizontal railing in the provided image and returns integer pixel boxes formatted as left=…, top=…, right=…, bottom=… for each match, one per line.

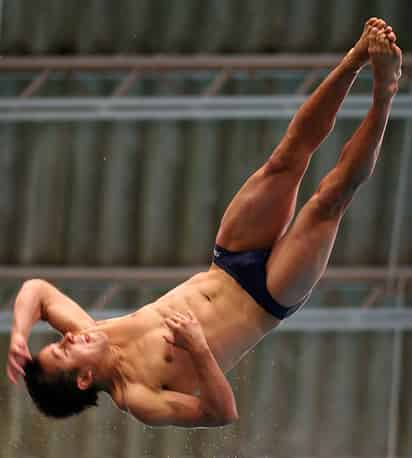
left=1, top=95, right=412, bottom=121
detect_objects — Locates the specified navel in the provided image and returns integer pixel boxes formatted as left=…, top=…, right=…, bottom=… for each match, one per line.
left=165, top=354, right=173, bottom=363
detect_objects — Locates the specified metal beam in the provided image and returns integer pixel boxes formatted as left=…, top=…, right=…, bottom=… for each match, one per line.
left=1, top=265, right=412, bottom=283
left=203, top=69, right=232, bottom=96
left=1, top=95, right=412, bottom=122
left=111, top=69, right=140, bottom=96
left=0, top=308, right=411, bottom=334
left=360, top=286, right=384, bottom=308
left=386, top=120, right=412, bottom=292
left=387, top=279, right=406, bottom=458
left=91, top=283, right=123, bottom=309
left=0, top=54, right=408, bottom=71
left=19, top=69, right=50, bottom=97
left=295, top=69, right=321, bottom=95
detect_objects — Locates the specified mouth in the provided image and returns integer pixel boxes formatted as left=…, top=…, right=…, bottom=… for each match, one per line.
left=75, top=334, right=91, bottom=344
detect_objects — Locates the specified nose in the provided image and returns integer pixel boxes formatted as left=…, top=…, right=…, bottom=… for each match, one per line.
left=64, top=332, right=75, bottom=344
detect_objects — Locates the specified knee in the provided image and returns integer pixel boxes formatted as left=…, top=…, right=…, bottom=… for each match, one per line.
left=265, top=147, right=309, bottom=178
left=314, top=170, right=360, bottom=218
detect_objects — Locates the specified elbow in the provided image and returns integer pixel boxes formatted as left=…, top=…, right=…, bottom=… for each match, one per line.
left=224, top=408, right=239, bottom=424
left=223, top=416, right=239, bottom=426
left=214, top=412, right=239, bottom=426
left=21, top=278, right=48, bottom=291
left=208, top=407, right=239, bottom=426
left=19, top=279, right=48, bottom=318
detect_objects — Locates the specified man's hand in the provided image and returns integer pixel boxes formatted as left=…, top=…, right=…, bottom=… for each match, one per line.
left=7, top=331, right=32, bottom=385
left=164, top=310, right=208, bottom=353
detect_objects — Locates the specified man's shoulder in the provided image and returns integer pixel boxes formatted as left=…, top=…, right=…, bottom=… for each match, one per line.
left=111, top=382, right=154, bottom=412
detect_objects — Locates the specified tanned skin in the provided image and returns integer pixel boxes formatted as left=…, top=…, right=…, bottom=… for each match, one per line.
left=7, top=19, right=402, bottom=428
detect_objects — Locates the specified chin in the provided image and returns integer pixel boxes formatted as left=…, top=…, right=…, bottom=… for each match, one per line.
left=85, top=331, right=108, bottom=344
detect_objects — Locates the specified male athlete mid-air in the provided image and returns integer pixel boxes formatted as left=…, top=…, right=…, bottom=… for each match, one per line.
left=7, top=19, right=402, bottom=427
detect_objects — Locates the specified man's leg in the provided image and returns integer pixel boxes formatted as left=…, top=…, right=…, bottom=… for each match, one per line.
left=216, top=18, right=391, bottom=252
left=266, top=28, right=402, bottom=306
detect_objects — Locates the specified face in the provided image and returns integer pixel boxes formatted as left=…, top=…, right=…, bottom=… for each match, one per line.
left=38, top=331, right=109, bottom=376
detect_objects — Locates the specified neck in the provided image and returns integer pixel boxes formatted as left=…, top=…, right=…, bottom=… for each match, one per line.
left=93, top=345, right=124, bottom=394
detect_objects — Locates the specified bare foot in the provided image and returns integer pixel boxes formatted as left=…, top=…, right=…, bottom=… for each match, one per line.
left=346, top=17, right=387, bottom=69
left=369, top=27, right=402, bottom=96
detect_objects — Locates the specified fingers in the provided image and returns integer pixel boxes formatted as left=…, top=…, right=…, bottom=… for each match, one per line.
left=7, top=367, right=18, bottom=385
left=8, top=356, right=26, bottom=376
left=173, top=310, right=195, bottom=321
left=6, top=360, right=24, bottom=385
left=165, top=317, right=179, bottom=328
left=166, top=311, right=193, bottom=324
left=10, top=348, right=32, bottom=364
left=164, top=310, right=198, bottom=335
left=162, top=335, right=175, bottom=345
left=174, top=311, right=189, bottom=321
left=13, top=346, right=32, bottom=361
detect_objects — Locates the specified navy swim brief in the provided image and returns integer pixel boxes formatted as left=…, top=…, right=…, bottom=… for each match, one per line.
left=213, top=244, right=308, bottom=320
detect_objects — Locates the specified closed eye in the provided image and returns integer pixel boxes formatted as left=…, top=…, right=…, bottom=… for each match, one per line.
left=52, top=344, right=64, bottom=360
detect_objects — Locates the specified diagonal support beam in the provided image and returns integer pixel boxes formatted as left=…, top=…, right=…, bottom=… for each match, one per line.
left=360, top=286, right=384, bottom=308
left=203, top=69, right=232, bottom=96
left=111, top=69, right=140, bottom=96
left=19, top=69, right=50, bottom=97
left=91, top=283, right=123, bottom=309
left=295, top=69, right=322, bottom=95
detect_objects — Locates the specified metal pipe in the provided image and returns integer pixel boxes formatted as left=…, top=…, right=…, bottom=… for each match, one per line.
left=1, top=308, right=412, bottom=334
left=0, top=54, right=385, bottom=71
left=1, top=95, right=412, bottom=122
left=203, top=69, right=232, bottom=96
left=386, top=278, right=406, bottom=458
left=386, top=119, right=412, bottom=458
left=19, top=69, right=50, bottom=97
left=0, top=0, right=4, bottom=41
left=111, top=69, right=140, bottom=96
left=0, top=265, right=412, bottom=283
left=386, top=120, right=412, bottom=293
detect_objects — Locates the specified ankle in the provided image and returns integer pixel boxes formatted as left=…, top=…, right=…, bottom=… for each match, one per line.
left=342, top=50, right=367, bottom=74
left=373, top=82, right=399, bottom=101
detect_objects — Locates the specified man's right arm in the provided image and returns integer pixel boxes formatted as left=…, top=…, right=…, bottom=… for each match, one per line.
left=12, top=278, right=95, bottom=338
left=7, top=279, right=95, bottom=384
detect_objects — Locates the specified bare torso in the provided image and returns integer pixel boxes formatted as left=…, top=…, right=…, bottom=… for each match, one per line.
left=78, top=264, right=279, bottom=405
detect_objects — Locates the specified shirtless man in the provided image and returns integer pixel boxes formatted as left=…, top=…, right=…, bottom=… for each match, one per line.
left=7, top=19, right=402, bottom=427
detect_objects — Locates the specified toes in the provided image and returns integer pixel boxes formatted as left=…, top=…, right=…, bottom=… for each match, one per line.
left=387, top=31, right=397, bottom=42
left=390, top=42, right=403, bottom=59
left=377, top=30, right=390, bottom=52
left=366, top=18, right=387, bottom=32
left=376, top=19, right=387, bottom=29
left=370, top=26, right=379, bottom=39
left=383, top=25, right=397, bottom=42
left=368, top=27, right=379, bottom=52
left=367, top=17, right=378, bottom=27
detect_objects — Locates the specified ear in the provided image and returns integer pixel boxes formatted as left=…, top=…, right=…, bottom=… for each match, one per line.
left=76, top=369, right=94, bottom=390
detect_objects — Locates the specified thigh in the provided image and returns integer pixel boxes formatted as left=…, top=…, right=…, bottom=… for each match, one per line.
left=265, top=194, right=344, bottom=306
left=215, top=160, right=304, bottom=252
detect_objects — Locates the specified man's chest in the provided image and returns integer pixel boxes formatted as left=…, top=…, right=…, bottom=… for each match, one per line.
left=122, top=328, right=200, bottom=394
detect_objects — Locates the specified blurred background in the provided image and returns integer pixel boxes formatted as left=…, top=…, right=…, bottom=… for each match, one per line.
left=1, top=1, right=412, bottom=457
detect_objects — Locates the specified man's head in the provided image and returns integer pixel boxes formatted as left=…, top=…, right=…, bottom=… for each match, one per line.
left=24, top=331, right=109, bottom=418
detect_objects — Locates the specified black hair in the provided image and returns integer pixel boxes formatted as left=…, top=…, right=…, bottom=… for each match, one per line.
left=24, top=356, right=100, bottom=419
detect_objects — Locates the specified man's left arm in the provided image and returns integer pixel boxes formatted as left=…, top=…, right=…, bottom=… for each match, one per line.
left=164, top=311, right=239, bottom=425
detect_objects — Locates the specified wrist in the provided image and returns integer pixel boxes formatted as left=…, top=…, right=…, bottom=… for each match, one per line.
left=11, top=323, right=29, bottom=341
left=190, top=342, right=210, bottom=357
